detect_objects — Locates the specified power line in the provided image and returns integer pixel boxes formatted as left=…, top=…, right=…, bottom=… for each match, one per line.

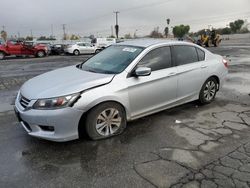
left=61, top=0, right=175, bottom=25
left=119, top=0, right=174, bottom=12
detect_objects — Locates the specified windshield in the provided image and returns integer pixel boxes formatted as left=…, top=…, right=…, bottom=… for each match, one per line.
left=80, top=45, right=144, bottom=74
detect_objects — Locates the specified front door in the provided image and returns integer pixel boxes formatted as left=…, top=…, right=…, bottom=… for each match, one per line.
left=127, top=46, right=178, bottom=119
left=7, top=41, right=22, bottom=55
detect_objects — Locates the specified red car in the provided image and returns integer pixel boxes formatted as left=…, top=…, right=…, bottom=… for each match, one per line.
left=0, top=40, right=48, bottom=60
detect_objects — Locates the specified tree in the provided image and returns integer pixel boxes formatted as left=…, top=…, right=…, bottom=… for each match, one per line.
left=229, top=19, right=244, bottom=33
left=26, top=36, right=33, bottom=41
left=1, top=30, right=7, bottom=42
left=37, top=36, right=56, bottom=41
left=221, top=27, right=232, bottom=34
left=149, top=27, right=163, bottom=38
left=70, top=34, right=80, bottom=40
left=172, top=25, right=190, bottom=38
left=216, top=27, right=232, bottom=35
left=124, top=33, right=132, bottom=39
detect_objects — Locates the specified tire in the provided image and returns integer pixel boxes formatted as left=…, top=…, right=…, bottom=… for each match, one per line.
left=199, top=77, right=218, bottom=104
left=205, top=40, right=212, bottom=47
left=95, top=49, right=101, bottom=54
left=36, top=50, right=45, bottom=58
left=214, top=39, right=220, bottom=47
left=0, top=52, right=5, bottom=60
left=85, top=102, right=127, bottom=140
left=73, top=50, right=80, bottom=56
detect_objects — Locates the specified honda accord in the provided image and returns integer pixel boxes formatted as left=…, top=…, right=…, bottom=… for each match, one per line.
left=14, top=39, right=228, bottom=141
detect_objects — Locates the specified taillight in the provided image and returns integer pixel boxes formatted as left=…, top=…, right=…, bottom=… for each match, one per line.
left=222, top=58, right=228, bottom=68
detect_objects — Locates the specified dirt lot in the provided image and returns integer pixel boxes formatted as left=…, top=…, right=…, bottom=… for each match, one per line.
left=0, top=40, right=250, bottom=188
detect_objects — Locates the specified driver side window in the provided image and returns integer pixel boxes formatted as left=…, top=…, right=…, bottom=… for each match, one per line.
left=78, top=43, right=85, bottom=46
left=137, top=46, right=172, bottom=71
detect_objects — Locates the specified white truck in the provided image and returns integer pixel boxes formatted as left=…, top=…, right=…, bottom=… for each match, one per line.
left=91, top=38, right=116, bottom=49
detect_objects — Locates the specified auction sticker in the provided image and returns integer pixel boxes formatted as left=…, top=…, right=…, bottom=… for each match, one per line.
left=122, top=48, right=137, bottom=53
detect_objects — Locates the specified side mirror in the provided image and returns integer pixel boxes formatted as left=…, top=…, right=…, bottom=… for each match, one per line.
left=134, top=67, right=151, bottom=77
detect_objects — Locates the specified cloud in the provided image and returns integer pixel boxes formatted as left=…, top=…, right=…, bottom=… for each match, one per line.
left=0, top=0, right=250, bottom=38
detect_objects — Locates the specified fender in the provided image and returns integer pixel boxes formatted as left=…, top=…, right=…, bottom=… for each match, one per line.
left=0, top=47, right=9, bottom=55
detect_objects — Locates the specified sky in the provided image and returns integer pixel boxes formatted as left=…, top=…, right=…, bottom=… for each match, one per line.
left=0, top=0, right=250, bottom=38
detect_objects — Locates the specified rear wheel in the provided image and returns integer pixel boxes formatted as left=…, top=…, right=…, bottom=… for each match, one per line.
left=205, top=40, right=212, bottom=47
left=199, top=77, right=218, bottom=104
left=37, top=50, right=45, bottom=58
left=73, top=50, right=80, bottom=56
left=214, top=39, right=220, bottom=47
left=85, top=102, right=126, bottom=140
left=0, top=52, right=5, bottom=60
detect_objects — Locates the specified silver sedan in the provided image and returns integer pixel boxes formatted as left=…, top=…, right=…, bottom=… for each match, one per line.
left=14, top=39, right=228, bottom=141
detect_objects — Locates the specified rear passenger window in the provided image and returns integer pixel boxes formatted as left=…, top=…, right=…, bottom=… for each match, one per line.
left=138, top=46, right=172, bottom=71
left=196, top=48, right=205, bottom=61
left=172, top=46, right=199, bottom=66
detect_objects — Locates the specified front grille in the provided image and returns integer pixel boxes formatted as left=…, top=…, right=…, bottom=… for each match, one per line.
left=19, top=95, right=31, bottom=109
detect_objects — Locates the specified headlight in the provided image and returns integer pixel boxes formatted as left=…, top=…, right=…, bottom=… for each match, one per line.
left=33, top=93, right=80, bottom=110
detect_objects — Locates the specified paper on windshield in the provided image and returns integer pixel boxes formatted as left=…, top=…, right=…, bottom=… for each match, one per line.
left=122, top=47, right=137, bottom=53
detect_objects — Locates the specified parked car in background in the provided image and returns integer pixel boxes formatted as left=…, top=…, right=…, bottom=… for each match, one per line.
left=91, top=38, right=116, bottom=49
left=50, top=44, right=65, bottom=55
left=36, top=42, right=52, bottom=55
left=14, top=39, right=228, bottom=142
left=64, top=42, right=101, bottom=55
left=0, top=40, right=48, bottom=60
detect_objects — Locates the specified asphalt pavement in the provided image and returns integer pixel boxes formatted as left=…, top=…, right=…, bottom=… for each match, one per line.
left=0, top=40, right=250, bottom=188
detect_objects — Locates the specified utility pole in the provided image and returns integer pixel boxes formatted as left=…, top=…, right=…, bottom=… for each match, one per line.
left=134, top=29, right=138, bottom=38
left=30, top=29, right=33, bottom=38
left=113, top=11, right=120, bottom=39
left=111, top=25, right=114, bottom=37
left=2, top=25, right=5, bottom=31
left=51, top=24, right=54, bottom=38
left=62, top=24, right=66, bottom=40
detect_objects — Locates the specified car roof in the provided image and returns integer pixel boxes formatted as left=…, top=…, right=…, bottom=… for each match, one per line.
left=76, top=42, right=90, bottom=44
left=115, top=38, right=196, bottom=48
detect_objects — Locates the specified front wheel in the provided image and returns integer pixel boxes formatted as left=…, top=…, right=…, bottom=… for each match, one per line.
left=36, top=50, right=45, bottom=58
left=85, top=102, right=126, bottom=140
left=0, top=52, right=5, bottom=60
left=199, top=77, right=218, bottom=104
left=73, top=50, right=80, bottom=56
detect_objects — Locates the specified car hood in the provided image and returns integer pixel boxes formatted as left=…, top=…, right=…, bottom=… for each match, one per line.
left=20, top=65, right=115, bottom=99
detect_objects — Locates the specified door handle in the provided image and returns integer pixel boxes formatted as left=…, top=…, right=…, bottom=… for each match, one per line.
left=168, top=72, right=177, bottom=76
left=201, top=65, right=208, bottom=69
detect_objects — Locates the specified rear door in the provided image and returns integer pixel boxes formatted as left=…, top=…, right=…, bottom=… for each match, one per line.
left=127, top=46, right=178, bottom=118
left=172, top=45, right=208, bottom=100
left=77, top=43, right=86, bottom=54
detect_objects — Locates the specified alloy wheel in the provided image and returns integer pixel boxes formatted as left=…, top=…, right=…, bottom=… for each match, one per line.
left=95, top=108, right=122, bottom=136
left=0, top=52, right=4, bottom=60
left=203, top=80, right=216, bottom=101
left=37, top=51, right=45, bottom=57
